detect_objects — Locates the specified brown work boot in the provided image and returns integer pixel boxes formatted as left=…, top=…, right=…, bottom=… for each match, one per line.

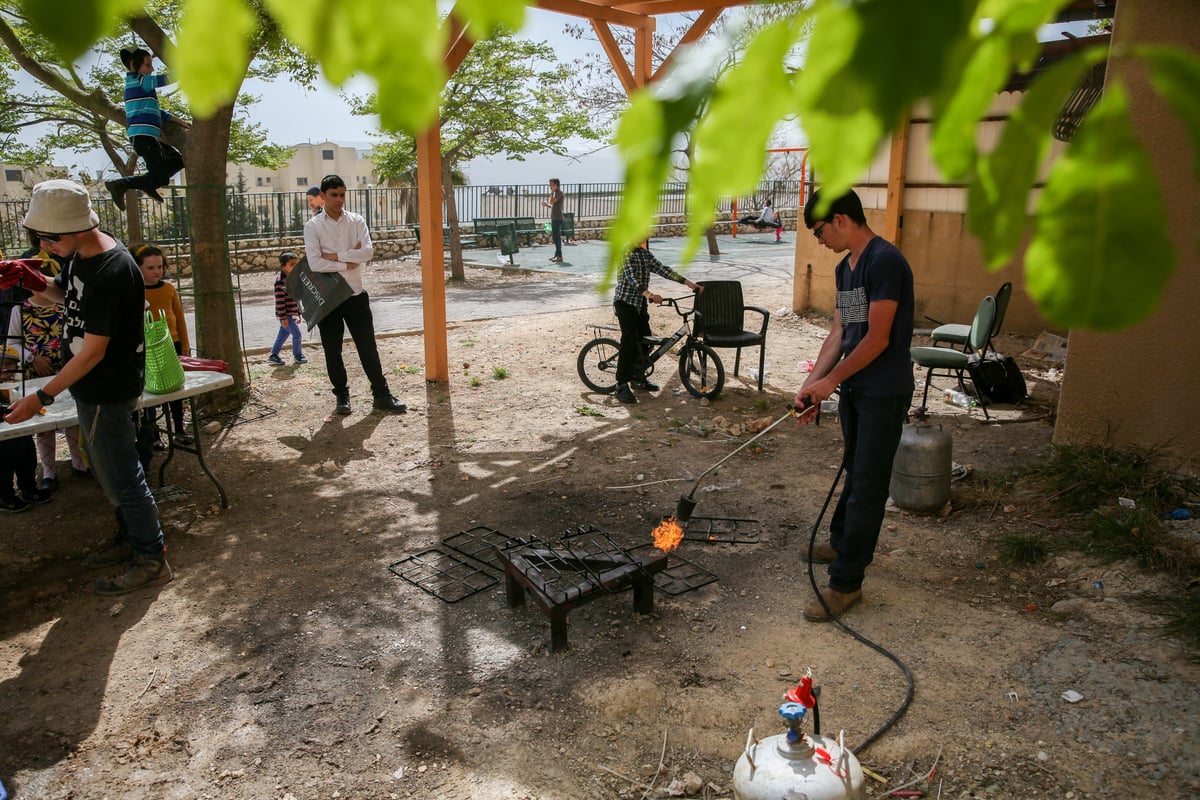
left=806, top=540, right=837, bottom=564
left=803, top=587, right=862, bottom=622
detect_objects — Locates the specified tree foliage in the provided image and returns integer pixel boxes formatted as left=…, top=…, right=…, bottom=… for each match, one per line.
left=351, top=28, right=600, bottom=279
left=10, top=0, right=1200, bottom=332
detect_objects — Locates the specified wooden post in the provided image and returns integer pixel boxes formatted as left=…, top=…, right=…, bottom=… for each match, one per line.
left=417, top=124, right=449, bottom=382
left=884, top=112, right=910, bottom=247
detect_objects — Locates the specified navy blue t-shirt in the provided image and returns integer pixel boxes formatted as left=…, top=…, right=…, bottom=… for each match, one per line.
left=834, top=236, right=914, bottom=396
left=56, top=240, right=146, bottom=404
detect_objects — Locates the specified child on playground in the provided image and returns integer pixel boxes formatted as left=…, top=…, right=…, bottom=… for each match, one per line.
left=268, top=252, right=306, bottom=366
left=739, top=198, right=783, bottom=241
left=134, top=243, right=191, bottom=446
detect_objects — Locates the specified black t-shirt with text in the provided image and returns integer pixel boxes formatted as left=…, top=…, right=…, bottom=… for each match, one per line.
left=834, top=236, right=915, bottom=396
left=55, top=240, right=146, bottom=404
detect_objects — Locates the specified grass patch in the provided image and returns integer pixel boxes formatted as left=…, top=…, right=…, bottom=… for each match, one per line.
left=953, top=473, right=1016, bottom=513
left=395, top=364, right=421, bottom=375
left=999, top=534, right=1051, bottom=566
left=491, top=367, right=510, bottom=380
left=1023, top=444, right=1193, bottom=515
left=575, top=405, right=605, bottom=417
left=458, top=338, right=477, bottom=348
left=469, top=377, right=482, bottom=387
left=1070, top=507, right=1199, bottom=575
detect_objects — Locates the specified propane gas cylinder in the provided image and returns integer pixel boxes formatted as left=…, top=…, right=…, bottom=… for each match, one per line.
left=889, top=422, right=952, bottom=513
left=732, top=701, right=865, bottom=800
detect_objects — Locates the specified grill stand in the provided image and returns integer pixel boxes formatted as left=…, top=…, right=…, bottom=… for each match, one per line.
left=498, top=547, right=668, bottom=652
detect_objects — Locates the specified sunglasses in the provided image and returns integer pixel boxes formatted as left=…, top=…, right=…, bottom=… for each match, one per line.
left=812, top=221, right=830, bottom=240
left=29, top=230, right=63, bottom=243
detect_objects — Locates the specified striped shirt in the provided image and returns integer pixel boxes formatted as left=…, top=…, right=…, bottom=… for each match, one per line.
left=274, top=271, right=301, bottom=320
left=613, top=247, right=685, bottom=309
left=123, top=72, right=173, bottom=139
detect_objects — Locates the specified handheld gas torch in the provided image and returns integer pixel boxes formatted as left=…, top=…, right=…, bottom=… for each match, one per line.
left=672, top=399, right=816, bottom=524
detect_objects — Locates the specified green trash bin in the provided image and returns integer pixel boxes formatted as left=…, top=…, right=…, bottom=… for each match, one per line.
left=497, top=221, right=519, bottom=256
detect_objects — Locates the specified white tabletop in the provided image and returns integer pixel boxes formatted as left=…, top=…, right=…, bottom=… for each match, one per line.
left=0, top=370, right=234, bottom=440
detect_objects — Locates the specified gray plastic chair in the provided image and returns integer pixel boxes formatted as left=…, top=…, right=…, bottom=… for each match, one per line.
left=932, top=281, right=1012, bottom=352
left=911, top=295, right=996, bottom=419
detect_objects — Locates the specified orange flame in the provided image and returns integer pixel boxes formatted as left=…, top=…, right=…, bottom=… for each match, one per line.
left=652, top=517, right=684, bottom=553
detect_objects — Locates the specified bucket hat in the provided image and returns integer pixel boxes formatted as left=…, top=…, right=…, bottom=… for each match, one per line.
left=22, top=180, right=100, bottom=234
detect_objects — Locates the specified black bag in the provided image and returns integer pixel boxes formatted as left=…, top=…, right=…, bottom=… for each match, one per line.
left=968, top=355, right=1027, bottom=405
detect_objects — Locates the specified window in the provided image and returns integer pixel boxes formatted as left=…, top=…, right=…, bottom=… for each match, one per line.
left=322, top=149, right=334, bottom=160
left=256, top=177, right=264, bottom=186
left=4, top=169, right=22, bottom=182
left=297, top=177, right=308, bottom=186
left=265, top=177, right=271, bottom=185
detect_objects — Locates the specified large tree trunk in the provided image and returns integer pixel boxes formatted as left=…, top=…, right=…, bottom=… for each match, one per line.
left=443, top=159, right=465, bottom=282
left=182, top=106, right=246, bottom=404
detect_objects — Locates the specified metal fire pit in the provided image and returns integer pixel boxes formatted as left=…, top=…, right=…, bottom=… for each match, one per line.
left=496, top=525, right=669, bottom=652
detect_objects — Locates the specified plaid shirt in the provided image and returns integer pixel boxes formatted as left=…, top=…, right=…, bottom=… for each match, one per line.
left=613, top=247, right=686, bottom=309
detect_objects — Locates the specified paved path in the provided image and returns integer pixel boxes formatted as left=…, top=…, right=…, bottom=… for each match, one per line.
left=228, top=234, right=798, bottom=351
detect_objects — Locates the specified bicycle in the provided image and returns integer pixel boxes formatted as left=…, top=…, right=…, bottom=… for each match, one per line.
left=576, top=295, right=725, bottom=399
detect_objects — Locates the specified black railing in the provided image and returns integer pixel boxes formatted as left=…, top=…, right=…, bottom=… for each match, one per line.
left=0, top=179, right=806, bottom=254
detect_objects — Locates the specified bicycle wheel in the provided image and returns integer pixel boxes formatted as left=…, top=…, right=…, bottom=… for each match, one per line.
left=577, top=337, right=621, bottom=393
left=678, top=342, right=725, bottom=399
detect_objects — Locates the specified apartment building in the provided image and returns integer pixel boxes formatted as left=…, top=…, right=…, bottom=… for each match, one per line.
left=226, top=141, right=379, bottom=193
left=0, top=163, right=71, bottom=200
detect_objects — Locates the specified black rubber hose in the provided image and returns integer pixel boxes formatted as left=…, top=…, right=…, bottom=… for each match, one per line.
left=804, top=450, right=916, bottom=755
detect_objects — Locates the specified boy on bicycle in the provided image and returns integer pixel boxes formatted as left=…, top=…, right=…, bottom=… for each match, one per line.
left=611, top=241, right=701, bottom=404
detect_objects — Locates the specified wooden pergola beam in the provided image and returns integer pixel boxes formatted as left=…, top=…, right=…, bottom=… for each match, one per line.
left=591, top=20, right=638, bottom=95
left=536, top=0, right=654, bottom=29
left=654, top=7, right=721, bottom=80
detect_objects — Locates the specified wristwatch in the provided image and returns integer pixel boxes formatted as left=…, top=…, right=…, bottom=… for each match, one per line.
left=35, top=388, right=54, bottom=406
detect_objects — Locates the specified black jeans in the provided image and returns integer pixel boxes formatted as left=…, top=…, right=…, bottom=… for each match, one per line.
left=316, top=291, right=390, bottom=398
left=126, top=135, right=184, bottom=193
left=826, top=387, right=911, bottom=593
left=0, top=436, right=37, bottom=498
left=614, top=300, right=651, bottom=385
left=551, top=219, right=563, bottom=257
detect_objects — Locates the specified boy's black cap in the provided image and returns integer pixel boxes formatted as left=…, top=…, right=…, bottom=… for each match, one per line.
left=279, top=251, right=299, bottom=265
left=305, top=186, right=321, bottom=196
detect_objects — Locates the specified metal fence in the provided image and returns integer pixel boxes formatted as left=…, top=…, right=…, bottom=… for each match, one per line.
left=1, top=179, right=806, bottom=255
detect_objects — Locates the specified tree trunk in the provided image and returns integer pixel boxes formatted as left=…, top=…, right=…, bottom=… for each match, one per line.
left=705, top=226, right=720, bottom=256
left=182, top=107, right=247, bottom=405
left=443, top=159, right=465, bottom=282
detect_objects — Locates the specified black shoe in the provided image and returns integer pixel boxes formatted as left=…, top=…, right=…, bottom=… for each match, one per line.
left=105, top=180, right=127, bottom=212
left=174, top=431, right=193, bottom=446
left=633, top=378, right=660, bottom=392
left=334, top=394, right=352, bottom=416
left=614, top=383, right=638, bottom=404
left=294, top=354, right=307, bottom=364
left=37, top=476, right=58, bottom=493
left=144, top=187, right=165, bottom=203
left=266, top=353, right=285, bottom=366
left=0, top=496, right=30, bottom=513
left=20, top=487, right=53, bottom=505
left=72, top=466, right=91, bottom=479
left=373, top=395, right=407, bottom=413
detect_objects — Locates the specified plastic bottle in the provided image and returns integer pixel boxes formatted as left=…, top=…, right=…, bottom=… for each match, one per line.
left=944, top=388, right=976, bottom=408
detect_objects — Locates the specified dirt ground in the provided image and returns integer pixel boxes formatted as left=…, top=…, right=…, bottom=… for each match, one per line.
left=2, top=263, right=1198, bottom=800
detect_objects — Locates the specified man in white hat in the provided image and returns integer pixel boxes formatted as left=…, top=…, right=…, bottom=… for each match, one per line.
left=2, top=179, right=171, bottom=595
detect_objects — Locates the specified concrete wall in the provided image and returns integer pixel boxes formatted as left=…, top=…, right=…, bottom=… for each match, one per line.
left=1052, top=0, right=1200, bottom=465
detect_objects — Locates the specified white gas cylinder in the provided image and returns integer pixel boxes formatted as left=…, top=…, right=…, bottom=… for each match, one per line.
left=732, top=701, right=864, bottom=800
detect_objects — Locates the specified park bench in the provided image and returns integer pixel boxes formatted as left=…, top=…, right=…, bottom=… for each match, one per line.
left=413, top=223, right=476, bottom=248
left=473, top=216, right=541, bottom=247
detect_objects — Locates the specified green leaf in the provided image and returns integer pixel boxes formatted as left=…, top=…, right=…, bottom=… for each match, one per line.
left=930, top=37, right=1013, bottom=180
left=265, top=0, right=444, bottom=133
left=683, top=16, right=803, bottom=264
left=19, top=0, right=143, bottom=61
left=171, top=0, right=257, bottom=117
left=1025, top=83, right=1174, bottom=331
left=967, top=47, right=1105, bottom=268
left=797, top=0, right=976, bottom=203
left=1137, top=44, right=1200, bottom=184
left=451, top=0, right=527, bottom=41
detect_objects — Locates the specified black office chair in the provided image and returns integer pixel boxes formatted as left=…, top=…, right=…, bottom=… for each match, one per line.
left=693, top=280, right=770, bottom=391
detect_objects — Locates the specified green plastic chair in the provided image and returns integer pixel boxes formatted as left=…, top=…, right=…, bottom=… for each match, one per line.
left=911, top=295, right=996, bottom=419
left=931, top=281, right=1012, bottom=351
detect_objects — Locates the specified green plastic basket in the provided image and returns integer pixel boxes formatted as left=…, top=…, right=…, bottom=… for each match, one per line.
left=144, top=311, right=185, bottom=394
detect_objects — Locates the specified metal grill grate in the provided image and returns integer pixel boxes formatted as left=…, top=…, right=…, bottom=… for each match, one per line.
left=682, top=516, right=761, bottom=544
left=629, top=544, right=719, bottom=595
left=388, top=548, right=497, bottom=603
left=442, top=526, right=524, bottom=572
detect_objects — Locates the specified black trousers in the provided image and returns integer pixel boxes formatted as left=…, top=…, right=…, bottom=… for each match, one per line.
left=125, top=135, right=184, bottom=193
left=614, top=300, right=651, bottom=384
left=0, top=435, right=37, bottom=498
left=316, top=291, right=390, bottom=398
left=551, top=219, right=563, bottom=257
